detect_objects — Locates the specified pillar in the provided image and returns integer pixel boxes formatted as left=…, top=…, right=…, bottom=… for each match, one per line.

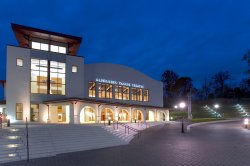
left=70, top=103, right=74, bottom=124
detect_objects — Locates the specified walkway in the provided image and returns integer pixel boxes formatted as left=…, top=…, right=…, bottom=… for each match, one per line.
left=2, top=121, right=250, bottom=166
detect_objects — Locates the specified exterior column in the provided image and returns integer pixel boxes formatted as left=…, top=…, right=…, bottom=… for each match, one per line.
left=115, top=106, right=119, bottom=121
left=70, top=103, right=74, bottom=124
left=74, top=103, right=80, bottom=124
left=154, top=109, right=157, bottom=122
left=96, top=104, right=101, bottom=123
left=142, top=108, right=147, bottom=122
left=130, top=107, right=132, bottom=122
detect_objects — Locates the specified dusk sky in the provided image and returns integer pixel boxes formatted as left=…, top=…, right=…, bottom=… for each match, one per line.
left=0, top=0, right=250, bottom=98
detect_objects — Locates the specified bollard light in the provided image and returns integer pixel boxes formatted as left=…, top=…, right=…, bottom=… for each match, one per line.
left=244, top=118, right=249, bottom=128
left=108, top=116, right=111, bottom=126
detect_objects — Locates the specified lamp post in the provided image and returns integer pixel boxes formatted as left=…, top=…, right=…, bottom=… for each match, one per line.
left=179, top=102, right=186, bottom=133
left=214, top=104, right=220, bottom=118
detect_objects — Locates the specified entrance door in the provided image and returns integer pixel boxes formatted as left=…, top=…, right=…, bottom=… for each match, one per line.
left=30, top=104, right=39, bottom=122
left=57, top=106, right=66, bottom=122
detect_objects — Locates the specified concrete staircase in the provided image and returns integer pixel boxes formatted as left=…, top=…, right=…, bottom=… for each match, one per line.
left=0, top=124, right=128, bottom=164
left=102, top=122, right=166, bottom=143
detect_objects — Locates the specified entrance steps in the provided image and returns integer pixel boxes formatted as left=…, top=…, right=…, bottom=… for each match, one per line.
left=102, top=122, right=166, bottom=143
left=0, top=124, right=128, bottom=164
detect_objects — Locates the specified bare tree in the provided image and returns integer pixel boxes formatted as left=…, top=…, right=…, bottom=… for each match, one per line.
left=161, top=70, right=178, bottom=97
left=212, top=71, right=231, bottom=97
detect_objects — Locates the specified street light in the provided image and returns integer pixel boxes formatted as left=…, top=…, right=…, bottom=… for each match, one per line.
left=214, top=104, right=221, bottom=118
left=179, top=102, right=186, bottom=133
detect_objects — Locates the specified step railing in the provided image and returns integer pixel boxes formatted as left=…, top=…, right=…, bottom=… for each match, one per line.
left=112, top=121, right=141, bottom=139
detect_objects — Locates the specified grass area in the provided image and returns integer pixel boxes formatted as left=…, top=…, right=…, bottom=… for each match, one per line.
left=191, top=118, right=226, bottom=123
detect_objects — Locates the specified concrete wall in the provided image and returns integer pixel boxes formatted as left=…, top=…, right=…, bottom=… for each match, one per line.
left=84, top=63, right=163, bottom=107
left=6, top=46, right=31, bottom=122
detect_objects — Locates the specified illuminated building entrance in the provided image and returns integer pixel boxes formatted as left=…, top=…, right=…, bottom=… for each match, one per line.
left=132, top=110, right=144, bottom=121
left=146, top=111, right=155, bottom=121
left=80, top=106, right=95, bottom=123
left=101, top=108, right=114, bottom=121
left=118, top=109, right=130, bottom=122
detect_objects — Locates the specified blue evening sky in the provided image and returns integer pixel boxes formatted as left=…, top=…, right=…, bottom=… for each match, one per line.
left=0, top=0, right=249, bottom=98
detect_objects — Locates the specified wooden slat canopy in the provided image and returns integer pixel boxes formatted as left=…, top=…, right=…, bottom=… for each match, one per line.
left=11, top=23, right=82, bottom=56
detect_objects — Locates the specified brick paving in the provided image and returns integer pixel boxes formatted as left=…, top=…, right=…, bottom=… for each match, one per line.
left=2, top=121, right=250, bottom=166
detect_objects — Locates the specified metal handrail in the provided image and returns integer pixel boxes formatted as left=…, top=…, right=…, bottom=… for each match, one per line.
left=113, top=120, right=141, bottom=138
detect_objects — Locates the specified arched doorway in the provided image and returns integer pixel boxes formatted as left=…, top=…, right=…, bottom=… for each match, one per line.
left=159, top=111, right=166, bottom=121
left=80, top=106, right=96, bottom=123
left=146, top=111, right=155, bottom=121
left=101, top=108, right=114, bottom=121
left=132, top=110, right=144, bottom=121
left=118, top=109, right=130, bottom=122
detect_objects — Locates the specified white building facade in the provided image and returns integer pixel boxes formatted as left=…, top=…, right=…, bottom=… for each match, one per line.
left=4, top=23, right=169, bottom=124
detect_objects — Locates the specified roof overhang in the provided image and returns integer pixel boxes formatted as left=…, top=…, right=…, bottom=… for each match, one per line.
left=43, top=97, right=167, bottom=110
left=11, top=23, right=82, bottom=56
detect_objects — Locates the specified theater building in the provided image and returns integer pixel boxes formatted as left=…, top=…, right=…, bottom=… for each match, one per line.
left=3, top=23, right=169, bottom=124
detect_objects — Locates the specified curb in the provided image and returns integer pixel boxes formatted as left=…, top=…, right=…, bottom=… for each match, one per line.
left=187, top=119, right=241, bottom=132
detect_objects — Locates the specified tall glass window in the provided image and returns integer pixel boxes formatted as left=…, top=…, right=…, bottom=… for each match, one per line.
left=122, top=86, right=130, bottom=100
left=106, top=84, right=113, bottom=99
left=131, top=88, right=137, bottom=101
left=131, top=88, right=142, bottom=101
left=144, top=89, right=149, bottom=102
left=115, top=85, right=123, bottom=100
left=31, top=59, right=65, bottom=95
left=50, top=61, right=66, bottom=95
left=31, top=59, right=48, bottom=94
left=88, top=82, right=96, bottom=97
left=98, top=83, right=112, bottom=98
left=98, top=83, right=106, bottom=98
left=16, top=103, right=23, bottom=120
left=137, top=88, right=143, bottom=101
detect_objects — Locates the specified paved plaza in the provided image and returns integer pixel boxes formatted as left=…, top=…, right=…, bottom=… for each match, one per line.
left=2, top=120, right=250, bottom=166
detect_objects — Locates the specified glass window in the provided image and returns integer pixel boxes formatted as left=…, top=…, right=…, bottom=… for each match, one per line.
left=123, top=86, right=130, bottom=100
left=144, top=89, right=149, bottom=102
left=32, top=41, right=40, bottom=50
left=131, top=88, right=137, bottom=101
left=16, top=103, right=23, bottom=120
left=72, top=66, right=77, bottom=73
left=106, top=84, right=113, bottom=99
left=137, top=89, right=143, bottom=101
left=50, top=45, right=59, bottom=52
left=16, top=58, right=23, bottom=66
left=31, top=59, right=65, bottom=95
left=88, top=82, right=96, bottom=97
left=31, top=59, right=48, bottom=94
left=98, top=83, right=106, bottom=98
left=115, top=85, right=123, bottom=100
left=59, top=46, right=66, bottom=54
left=41, top=43, right=49, bottom=51
left=49, top=61, right=66, bottom=95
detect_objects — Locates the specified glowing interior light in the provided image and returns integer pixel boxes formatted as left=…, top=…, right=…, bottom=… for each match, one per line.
left=8, top=136, right=19, bottom=139
left=8, top=153, right=16, bottom=157
left=7, top=144, right=18, bottom=148
left=9, top=129, right=19, bottom=132
left=244, top=118, right=249, bottom=125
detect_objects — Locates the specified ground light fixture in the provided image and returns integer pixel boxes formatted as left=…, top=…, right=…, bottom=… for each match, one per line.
left=244, top=118, right=249, bottom=128
left=108, top=116, right=111, bottom=126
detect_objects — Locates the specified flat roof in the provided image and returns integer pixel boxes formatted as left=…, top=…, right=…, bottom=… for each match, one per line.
left=43, top=97, right=167, bottom=110
left=11, top=23, right=82, bottom=56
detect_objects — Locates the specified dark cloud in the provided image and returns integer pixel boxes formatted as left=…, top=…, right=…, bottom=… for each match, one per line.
left=0, top=0, right=249, bottom=99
